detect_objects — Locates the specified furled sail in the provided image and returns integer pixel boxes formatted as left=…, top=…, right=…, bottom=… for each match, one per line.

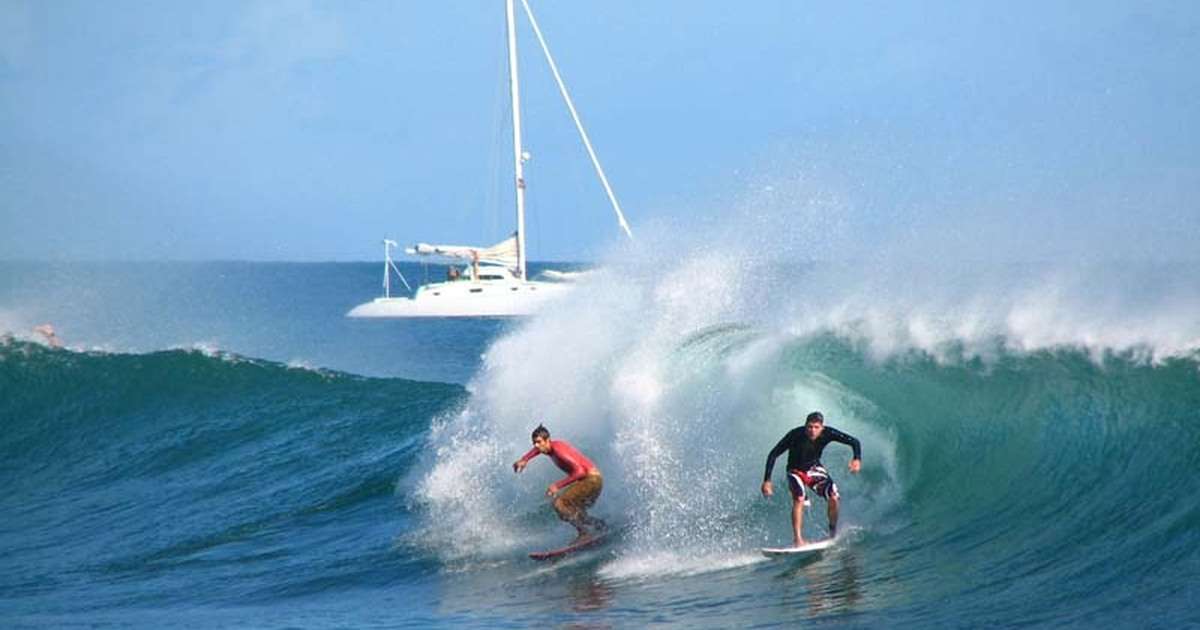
left=407, top=234, right=518, bottom=267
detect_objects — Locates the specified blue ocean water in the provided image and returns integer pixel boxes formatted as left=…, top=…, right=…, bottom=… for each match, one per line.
left=2, top=260, right=1199, bottom=628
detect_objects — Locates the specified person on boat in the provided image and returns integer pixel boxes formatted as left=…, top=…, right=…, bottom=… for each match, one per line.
left=513, top=424, right=606, bottom=541
left=761, top=411, right=861, bottom=545
left=446, top=266, right=461, bottom=281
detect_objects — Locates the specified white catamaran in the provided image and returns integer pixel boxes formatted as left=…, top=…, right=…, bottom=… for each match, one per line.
left=347, top=0, right=633, bottom=318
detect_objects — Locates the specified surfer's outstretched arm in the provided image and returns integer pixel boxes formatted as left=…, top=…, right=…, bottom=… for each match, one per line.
left=513, top=446, right=539, bottom=473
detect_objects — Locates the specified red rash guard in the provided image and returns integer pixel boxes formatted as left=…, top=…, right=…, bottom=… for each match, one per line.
left=519, top=439, right=598, bottom=490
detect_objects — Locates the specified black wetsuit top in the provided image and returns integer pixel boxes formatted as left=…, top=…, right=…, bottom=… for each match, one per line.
left=763, top=426, right=862, bottom=482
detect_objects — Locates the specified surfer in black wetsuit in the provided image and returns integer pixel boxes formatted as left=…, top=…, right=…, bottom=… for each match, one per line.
left=761, top=411, right=861, bottom=546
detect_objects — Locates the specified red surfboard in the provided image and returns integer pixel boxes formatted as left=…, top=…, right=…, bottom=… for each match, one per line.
left=528, top=531, right=610, bottom=561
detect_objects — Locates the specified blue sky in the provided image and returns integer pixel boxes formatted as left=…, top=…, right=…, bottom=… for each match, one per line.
left=2, top=0, right=1197, bottom=262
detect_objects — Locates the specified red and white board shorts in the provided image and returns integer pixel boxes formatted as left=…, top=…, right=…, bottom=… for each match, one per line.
left=788, top=465, right=838, bottom=505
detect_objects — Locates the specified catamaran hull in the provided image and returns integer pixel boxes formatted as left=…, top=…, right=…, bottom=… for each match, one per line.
left=346, top=281, right=571, bottom=318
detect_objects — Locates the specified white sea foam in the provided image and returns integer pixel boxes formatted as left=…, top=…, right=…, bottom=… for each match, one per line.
left=169, top=341, right=222, bottom=357
left=599, top=550, right=766, bottom=582
left=409, top=409, right=531, bottom=560
left=767, top=264, right=1200, bottom=365
left=167, top=341, right=263, bottom=365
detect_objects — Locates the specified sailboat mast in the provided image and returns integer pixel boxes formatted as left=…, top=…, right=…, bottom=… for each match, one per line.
left=505, top=0, right=528, bottom=281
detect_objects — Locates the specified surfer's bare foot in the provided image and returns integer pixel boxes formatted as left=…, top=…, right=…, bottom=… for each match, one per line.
left=793, top=539, right=806, bottom=547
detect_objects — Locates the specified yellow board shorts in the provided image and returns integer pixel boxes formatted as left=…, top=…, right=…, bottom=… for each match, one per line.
left=555, top=471, right=603, bottom=519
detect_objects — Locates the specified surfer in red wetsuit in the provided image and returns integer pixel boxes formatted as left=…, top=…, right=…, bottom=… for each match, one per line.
left=513, top=424, right=606, bottom=541
left=762, top=411, right=861, bottom=546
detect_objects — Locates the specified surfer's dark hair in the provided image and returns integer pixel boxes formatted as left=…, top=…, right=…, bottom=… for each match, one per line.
left=532, top=424, right=550, bottom=441
left=805, top=411, right=825, bottom=424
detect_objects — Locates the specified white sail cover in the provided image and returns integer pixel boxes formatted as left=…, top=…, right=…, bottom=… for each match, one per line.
left=407, top=235, right=518, bottom=267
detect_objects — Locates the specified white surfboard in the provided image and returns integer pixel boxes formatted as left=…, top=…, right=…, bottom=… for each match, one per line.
left=761, top=538, right=836, bottom=558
